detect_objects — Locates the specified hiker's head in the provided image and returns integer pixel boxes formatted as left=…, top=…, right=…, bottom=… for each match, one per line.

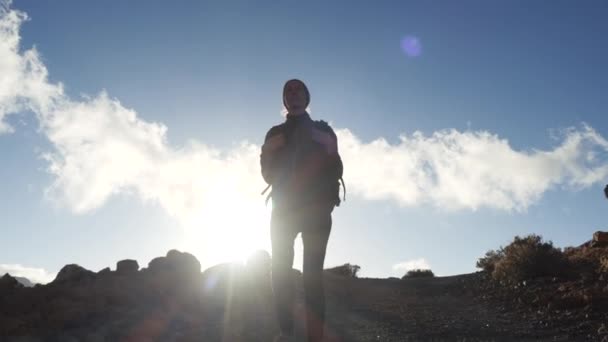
left=283, top=79, right=310, bottom=115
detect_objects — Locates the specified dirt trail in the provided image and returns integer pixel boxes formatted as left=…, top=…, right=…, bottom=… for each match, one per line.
left=2, top=271, right=602, bottom=341
left=312, top=274, right=574, bottom=342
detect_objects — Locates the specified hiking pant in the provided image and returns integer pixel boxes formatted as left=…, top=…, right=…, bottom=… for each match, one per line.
left=271, top=203, right=333, bottom=342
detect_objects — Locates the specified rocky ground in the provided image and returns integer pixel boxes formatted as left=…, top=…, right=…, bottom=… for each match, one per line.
left=1, top=249, right=607, bottom=342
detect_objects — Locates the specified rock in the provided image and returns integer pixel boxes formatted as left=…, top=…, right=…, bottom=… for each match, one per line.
left=97, top=267, right=111, bottom=275
left=53, top=264, right=95, bottom=283
left=145, top=250, right=202, bottom=298
left=0, top=273, right=24, bottom=292
left=166, top=249, right=201, bottom=275
left=116, top=259, right=139, bottom=274
left=594, top=231, right=608, bottom=243
left=147, top=256, right=168, bottom=273
left=148, top=250, right=200, bottom=276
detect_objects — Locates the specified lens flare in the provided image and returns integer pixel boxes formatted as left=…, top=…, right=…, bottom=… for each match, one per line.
left=401, top=36, right=422, bottom=57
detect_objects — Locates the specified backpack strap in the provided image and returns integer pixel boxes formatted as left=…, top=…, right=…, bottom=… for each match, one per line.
left=261, top=184, right=272, bottom=206
left=340, top=177, right=346, bottom=202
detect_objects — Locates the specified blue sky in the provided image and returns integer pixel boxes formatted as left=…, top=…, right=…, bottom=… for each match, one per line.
left=1, top=0, right=607, bottom=282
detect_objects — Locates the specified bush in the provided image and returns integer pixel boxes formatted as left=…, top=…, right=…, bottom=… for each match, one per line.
left=563, top=244, right=608, bottom=279
left=325, top=263, right=361, bottom=278
left=601, top=257, right=608, bottom=273
left=402, top=269, right=435, bottom=278
left=476, top=249, right=504, bottom=273
left=478, top=234, right=567, bottom=284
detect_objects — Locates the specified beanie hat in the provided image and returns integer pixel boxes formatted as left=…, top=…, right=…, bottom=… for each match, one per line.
left=283, top=79, right=310, bottom=109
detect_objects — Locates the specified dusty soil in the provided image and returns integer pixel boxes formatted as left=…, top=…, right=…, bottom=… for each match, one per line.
left=2, top=265, right=607, bottom=341
left=210, top=272, right=608, bottom=342
left=319, top=273, right=606, bottom=342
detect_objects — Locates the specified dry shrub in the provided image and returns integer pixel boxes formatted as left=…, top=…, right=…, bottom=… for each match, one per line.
left=478, top=234, right=567, bottom=284
left=476, top=249, right=504, bottom=273
left=563, top=244, right=608, bottom=279
left=402, top=269, right=435, bottom=278
left=601, top=257, right=608, bottom=273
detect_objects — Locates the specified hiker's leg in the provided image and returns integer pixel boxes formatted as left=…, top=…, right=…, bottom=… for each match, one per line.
left=271, top=210, right=298, bottom=335
left=301, top=205, right=332, bottom=342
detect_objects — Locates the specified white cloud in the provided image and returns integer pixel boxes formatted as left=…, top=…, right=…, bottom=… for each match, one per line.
left=338, top=126, right=608, bottom=211
left=0, top=2, right=263, bottom=226
left=1, top=0, right=608, bottom=224
left=0, top=263, right=56, bottom=284
left=0, top=1, right=63, bottom=134
left=393, top=258, right=431, bottom=273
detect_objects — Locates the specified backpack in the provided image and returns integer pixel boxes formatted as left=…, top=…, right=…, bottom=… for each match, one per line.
left=261, top=177, right=345, bottom=206
left=261, top=119, right=346, bottom=207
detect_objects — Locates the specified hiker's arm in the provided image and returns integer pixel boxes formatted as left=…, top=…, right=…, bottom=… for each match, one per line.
left=327, top=128, right=343, bottom=180
left=604, top=184, right=608, bottom=199
left=260, top=126, right=284, bottom=185
left=313, top=125, right=343, bottom=180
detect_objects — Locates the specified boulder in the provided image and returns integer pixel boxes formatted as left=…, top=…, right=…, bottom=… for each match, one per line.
left=594, top=231, right=608, bottom=243
left=147, top=250, right=200, bottom=276
left=0, top=273, right=24, bottom=292
left=116, top=259, right=139, bottom=274
left=53, top=264, right=95, bottom=284
left=166, top=249, right=201, bottom=275
left=147, top=256, right=168, bottom=274
left=97, top=267, right=111, bottom=275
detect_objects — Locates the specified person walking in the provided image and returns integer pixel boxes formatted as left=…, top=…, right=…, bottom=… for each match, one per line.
left=260, top=79, right=344, bottom=342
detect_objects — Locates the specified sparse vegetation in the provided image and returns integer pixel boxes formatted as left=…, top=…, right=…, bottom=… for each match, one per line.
left=477, top=234, right=567, bottom=284
left=476, top=249, right=504, bottom=273
left=563, top=243, right=608, bottom=279
left=402, top=269, right=435, bottom=278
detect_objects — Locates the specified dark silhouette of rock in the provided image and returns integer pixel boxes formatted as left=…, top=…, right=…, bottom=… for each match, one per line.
left=325, top=263, right=361, bottom=278
left=116, top=259, right=139, bottom=274
left=147, top=256, right=168, bottom=273
left=52, top=264, right=95, bottom=284
left=97, top=267, right=111, bottom=275
left=2, top=247, right=607, bottom=341
left=0, top=273, right=24, bottom=292
left=165, top=249, right=201, bottom=275
left=1, top=274, right=33, bottom=287
left=145, top=249, right=201, bottom=292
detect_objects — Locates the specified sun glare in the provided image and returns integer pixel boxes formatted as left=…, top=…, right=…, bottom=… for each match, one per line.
left=182, top=183, right=271, bottom=268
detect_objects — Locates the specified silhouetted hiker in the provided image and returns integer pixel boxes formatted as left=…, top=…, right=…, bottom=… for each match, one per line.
left=604, top=184, right=608, bottom=200
left=260, top=79, right=344, bottom=342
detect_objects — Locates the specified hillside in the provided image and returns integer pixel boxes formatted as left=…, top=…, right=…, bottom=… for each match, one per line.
left=1, top=248, right=607, bottom=341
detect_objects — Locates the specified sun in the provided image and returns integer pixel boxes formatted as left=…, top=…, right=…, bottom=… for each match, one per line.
left=182, top=184, right=271, bottom=267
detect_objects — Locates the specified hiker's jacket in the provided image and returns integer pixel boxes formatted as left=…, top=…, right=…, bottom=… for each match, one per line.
left=260, top=113, right=343, bottom=209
